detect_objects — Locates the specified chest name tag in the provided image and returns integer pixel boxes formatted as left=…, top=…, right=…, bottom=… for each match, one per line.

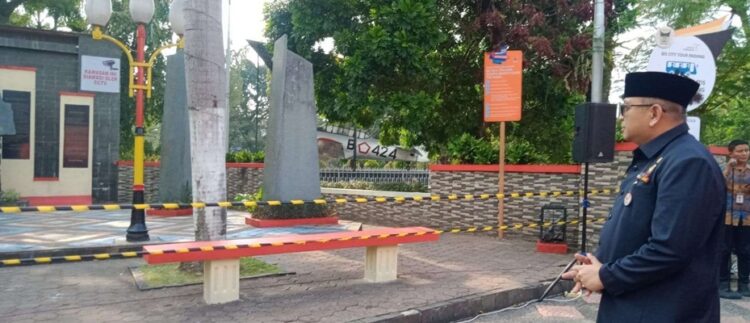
left=737, top=194, right=744, bottom=205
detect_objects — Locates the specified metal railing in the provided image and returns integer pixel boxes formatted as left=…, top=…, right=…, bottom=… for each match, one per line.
left=319, top=168, right=429, bottom=186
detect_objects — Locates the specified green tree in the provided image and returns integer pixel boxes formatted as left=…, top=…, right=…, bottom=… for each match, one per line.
left=630, top=0, right=750, bottom=145
left=0, top=0, right=26, bottom=25
left=21, top=0, right=86, bottom=31
left=1, top=0, right=85, bottom=31
left=265, top=0, right=636, bottom=163
left=228, top=47, right=269, bottom=152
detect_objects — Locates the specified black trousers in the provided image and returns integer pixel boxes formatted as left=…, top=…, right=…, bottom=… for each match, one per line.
left=720, top=225, right=750, bottom=284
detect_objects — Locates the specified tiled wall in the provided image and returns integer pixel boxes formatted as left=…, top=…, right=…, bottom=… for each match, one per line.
left=117, top=163, right=263, bottom=203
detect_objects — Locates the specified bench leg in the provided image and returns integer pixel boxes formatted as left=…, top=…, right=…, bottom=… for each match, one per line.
left=364, top=245, right=398, bottom=282
left=203, top=259, right=240, bottom=304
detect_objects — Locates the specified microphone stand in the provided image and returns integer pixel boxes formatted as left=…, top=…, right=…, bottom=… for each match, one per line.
left=538, top=162, right=590, bottom=302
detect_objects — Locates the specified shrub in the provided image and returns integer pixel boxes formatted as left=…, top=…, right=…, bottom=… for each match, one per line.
left=226, top=150, right=265, bottom=163
left=233, top=188, right=263, bottom=212
left=445, top=133, right=552, bottom=164
left=321, top=180, right=426, bottom=192
left=320, top=180, right=375, bottom=190
left=373, top=181, right=427, bottom=192
left=0, top=189, right=20, bottom=205
left=363, top=160, right=382, bottom=168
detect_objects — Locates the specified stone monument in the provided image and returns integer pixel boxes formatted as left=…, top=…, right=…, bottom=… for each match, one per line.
left=257, top=35, right=325, bottom=221
left=157, top=50, right=192, bottom=211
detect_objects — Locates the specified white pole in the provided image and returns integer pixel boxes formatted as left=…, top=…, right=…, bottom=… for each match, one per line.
left=224, top=0, right=232, bottom=150
left=591, top=0, right=605, bottom=103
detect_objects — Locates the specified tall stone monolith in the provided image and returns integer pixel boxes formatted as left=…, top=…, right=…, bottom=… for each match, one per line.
left=158, top=50, right=192, bottom=203
left=262, top=35, right=321, bottom=205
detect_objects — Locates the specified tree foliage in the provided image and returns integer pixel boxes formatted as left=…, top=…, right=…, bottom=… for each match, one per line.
left=0, top=0, right=27, bottom=25
left=626, top=0, right=750, bottom=145
left=228, top=46, right=269, bottom=152
left=265, top=0, right=636, bottom=163
left=21, top=0, right=86, bottom=31
left=0, top=0, right=85, bottom=31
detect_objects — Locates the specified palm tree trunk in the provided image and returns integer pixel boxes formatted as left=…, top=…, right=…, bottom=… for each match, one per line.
left=183, top=0, right=228, bottom=243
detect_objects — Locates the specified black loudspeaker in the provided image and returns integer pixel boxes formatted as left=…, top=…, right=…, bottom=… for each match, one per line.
left=572, top=103, right=616, bottom=163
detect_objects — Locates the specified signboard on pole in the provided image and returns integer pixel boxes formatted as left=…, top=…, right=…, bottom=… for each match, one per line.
left=483, top=49, right=523, bottom=238
left=483, top=50, right=523, bottom=122
left=80, top=55, right=120, bottom=93
left=647, top=36, right=716, bottom=112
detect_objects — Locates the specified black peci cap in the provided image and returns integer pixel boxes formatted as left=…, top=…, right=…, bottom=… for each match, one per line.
left=623, top=71, right=700, bottom=108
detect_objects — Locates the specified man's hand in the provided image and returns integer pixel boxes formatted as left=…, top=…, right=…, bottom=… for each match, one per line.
left=567, top=254, right=604, bottom=295
left=571, top=255, right=604, bottom=294
left=561, top=253, right=593, bottom=294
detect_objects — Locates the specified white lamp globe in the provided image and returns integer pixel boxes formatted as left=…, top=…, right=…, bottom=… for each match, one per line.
left=84, top=0, right=112, bottom=27
left=129, top=0, right=155, bottom=24
left=169, top=0, right=185, bottom=36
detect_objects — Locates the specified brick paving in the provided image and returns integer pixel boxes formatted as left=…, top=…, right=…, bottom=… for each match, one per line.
left=469, top=290, right=750, bottom=322
left=0, top=231, right=570, bottom=322
left=0, top=210, right=356, bottom=254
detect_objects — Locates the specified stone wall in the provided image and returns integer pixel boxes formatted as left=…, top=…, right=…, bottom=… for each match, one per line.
left=117, top=144, right=729, bottom=250
left=117, top=162, right=263, bottom=203
left=327, top=145, right=729, bottom=250
left=330, top=165, right=582, bottom=246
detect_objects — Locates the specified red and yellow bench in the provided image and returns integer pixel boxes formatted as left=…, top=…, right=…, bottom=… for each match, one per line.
left=144, top=226, right=439, bottom=304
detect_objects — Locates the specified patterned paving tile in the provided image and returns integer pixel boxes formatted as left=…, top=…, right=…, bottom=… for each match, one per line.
left=583, top=293, right=601, bottom=304
left=81, top=221, right=132, bottom=229
left=729, top=299, right=750, bottom=311
left=67, top=234, right=191, bottom=247
left=4, top=231, right=109, bottom=244
left=721, top=316, right=750, bottom=323
left=535, top=305, right=585, bottom=319
left=0, top=243, right=39, bottom=252
left=0, top=226, right=33, bottom=235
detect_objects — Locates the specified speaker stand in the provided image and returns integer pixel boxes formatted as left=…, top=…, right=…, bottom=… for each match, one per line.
left=538, top=162, right=590, bottom=302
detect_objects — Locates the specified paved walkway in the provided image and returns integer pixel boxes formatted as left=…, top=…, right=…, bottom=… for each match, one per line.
left=0, top=210, right=358, bottom=255
left=5, top=210, right=744, bottom=322
left=464, top=292, right=750, bottom=322
left=0, top=209, right=574, bottom=322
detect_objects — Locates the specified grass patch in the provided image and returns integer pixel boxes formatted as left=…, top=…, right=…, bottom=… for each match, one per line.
left=138, top=258, right=281, bottom=288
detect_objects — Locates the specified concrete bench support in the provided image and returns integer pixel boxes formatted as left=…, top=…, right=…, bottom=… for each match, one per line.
left=204, top=259, right=240, bottom=304
left=365, top=245, right=398, bottom=282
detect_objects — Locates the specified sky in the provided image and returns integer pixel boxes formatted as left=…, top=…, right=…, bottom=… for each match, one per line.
left=224, top=0, right=268, bottom=61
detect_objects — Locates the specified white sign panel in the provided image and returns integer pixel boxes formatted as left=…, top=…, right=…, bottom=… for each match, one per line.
left=647, top=36, right=716, bottom=112
left=687, top=116, right=701, bottom=141
left=316, top=131, right=429, bottom=162
left=80, top=55, right=120, bottom=93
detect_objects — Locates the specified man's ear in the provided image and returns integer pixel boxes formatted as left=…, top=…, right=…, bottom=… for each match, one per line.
left=648, top=104, right=662, bottom=127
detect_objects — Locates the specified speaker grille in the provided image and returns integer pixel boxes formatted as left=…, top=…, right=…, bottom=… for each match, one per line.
left=572, top=103, right=616, bottom=163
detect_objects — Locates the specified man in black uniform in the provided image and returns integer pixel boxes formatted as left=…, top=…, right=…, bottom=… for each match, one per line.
left=562, top=72, right=725, bottom=322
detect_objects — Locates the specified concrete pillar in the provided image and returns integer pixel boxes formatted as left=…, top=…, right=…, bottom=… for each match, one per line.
left=263, top=35, right=321, bottom=202
left=159, top=50, right=192, bottom=203
left=203, top=259, right=240, bottom=304
left=364, top=245, right=398, bottom=282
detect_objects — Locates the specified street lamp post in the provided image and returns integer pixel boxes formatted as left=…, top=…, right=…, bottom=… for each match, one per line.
left=85, top=0, right=184, bottom=242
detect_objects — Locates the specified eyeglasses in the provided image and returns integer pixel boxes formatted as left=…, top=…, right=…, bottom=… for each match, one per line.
left=618, top=103, right=654, bottom=115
